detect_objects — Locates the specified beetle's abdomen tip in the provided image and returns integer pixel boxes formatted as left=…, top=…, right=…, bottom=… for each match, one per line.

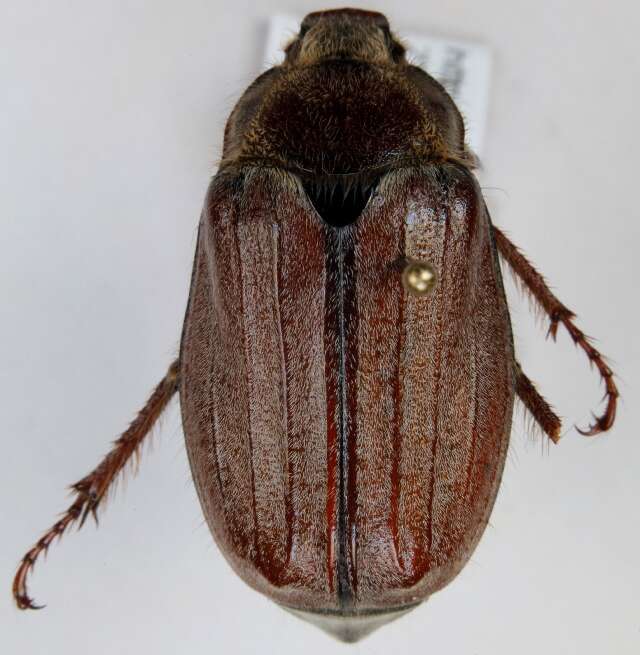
left=280, top=603, right=420, bottom=642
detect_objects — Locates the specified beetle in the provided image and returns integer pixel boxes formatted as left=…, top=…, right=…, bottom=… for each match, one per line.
left=13, top=7, right=617, bottom=643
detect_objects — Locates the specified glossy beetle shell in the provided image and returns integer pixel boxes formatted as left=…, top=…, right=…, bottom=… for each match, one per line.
left=180, top=164, right=514, bottom=604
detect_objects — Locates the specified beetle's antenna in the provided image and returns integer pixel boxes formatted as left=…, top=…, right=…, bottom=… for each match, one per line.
left=492, top=226, right=618, bottom=436
left=12, top=360, right=180, bottom=610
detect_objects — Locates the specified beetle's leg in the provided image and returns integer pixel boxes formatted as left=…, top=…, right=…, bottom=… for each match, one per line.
left=493, top=226, right=617, bottom=436
left=514, top=362, right=562, bottom=443
left=13, top=359, right=180, bottom=610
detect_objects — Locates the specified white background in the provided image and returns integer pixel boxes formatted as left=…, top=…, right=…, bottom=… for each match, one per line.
left=2, top=2, right=638, bottom=654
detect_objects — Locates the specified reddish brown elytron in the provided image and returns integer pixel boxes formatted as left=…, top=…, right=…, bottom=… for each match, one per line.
left=14, top=8, right=617, bottom=643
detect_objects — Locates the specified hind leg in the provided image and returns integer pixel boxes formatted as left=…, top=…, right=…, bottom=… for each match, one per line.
left=514, top=362, right=562, bottom=443
left=493, top=226, right=617, bottom=436
left=13, top=359, right=180, bottom=609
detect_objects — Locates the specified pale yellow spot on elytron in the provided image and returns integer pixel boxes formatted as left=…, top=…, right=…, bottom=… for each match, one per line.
left=402, top=260, right=436, bottom=297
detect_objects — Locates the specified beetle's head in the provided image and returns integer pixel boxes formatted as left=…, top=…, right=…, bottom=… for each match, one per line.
left=284, top=9, right=406, bottom=66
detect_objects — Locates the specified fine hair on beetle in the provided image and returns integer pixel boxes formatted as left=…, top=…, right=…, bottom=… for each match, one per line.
left=14, top=7, right=617, bottom=644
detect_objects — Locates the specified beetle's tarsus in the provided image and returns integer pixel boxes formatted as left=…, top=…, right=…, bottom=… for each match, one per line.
left=576, top=402, right=616, bottom=436
left=12, top=360, right=180, bottom=610
left=14, top=590, right=45, bottom=611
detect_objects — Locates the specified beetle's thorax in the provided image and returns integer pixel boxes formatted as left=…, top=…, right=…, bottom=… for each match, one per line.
left=221, top=10, right=470, bottom=177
